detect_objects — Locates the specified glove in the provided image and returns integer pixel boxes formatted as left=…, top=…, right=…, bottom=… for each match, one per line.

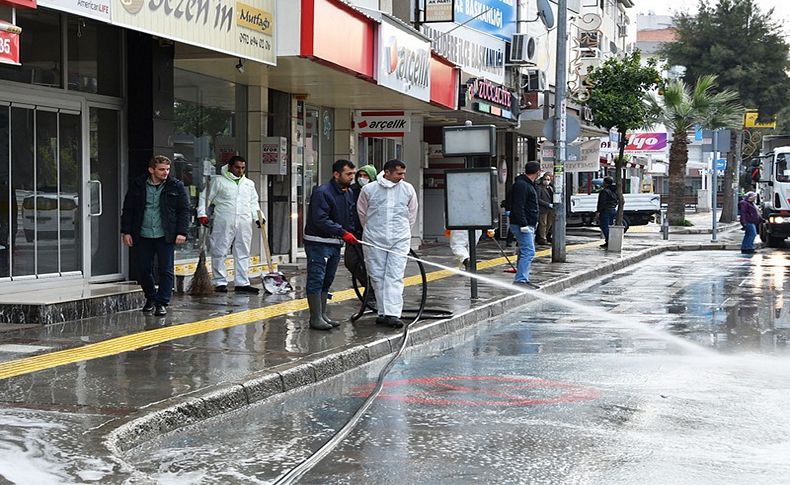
left=198, top=216, right=209, bottom=226
left=548, top=203, right=554, bottom=210
left=255, top=220, right=261, bottom=228
left=342, top=231, right=359, bottom=245
left=520, top=226, right=535, bottom=234
left=504, top=211, right=511, bottom=217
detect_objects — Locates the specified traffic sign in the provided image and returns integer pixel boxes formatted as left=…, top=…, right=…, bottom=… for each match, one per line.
left=543, top=115, right=580, bottom=142
left=715, top=158, right=726, bottom=171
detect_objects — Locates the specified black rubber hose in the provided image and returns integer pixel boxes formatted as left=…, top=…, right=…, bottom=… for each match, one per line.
left=274, top=246, right=439, bottom=484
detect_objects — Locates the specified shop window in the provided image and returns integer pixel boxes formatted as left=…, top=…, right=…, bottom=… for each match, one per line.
left=173, top=68, right=247, bottom=261
left=0, top=8, right=62, bottom=88
left=67, top=17, right=122, bottom=96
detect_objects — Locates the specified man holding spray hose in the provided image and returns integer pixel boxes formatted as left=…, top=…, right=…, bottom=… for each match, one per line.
left=357, top=160, right=419, bottom=329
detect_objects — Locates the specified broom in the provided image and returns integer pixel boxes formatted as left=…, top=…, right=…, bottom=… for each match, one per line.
left=189, top=176, right=214, bottom=296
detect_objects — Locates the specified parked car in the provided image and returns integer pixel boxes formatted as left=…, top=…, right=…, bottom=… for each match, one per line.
left=21, top=191, right=79, bottom=242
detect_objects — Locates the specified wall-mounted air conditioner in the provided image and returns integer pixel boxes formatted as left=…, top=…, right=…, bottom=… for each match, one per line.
left=510, top=33, right=536, bottom=64
left=524, top=70, right=547, bottom=92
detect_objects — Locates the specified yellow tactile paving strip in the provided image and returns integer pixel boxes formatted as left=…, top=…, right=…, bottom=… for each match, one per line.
left=0, top=242, right=600, bottom=381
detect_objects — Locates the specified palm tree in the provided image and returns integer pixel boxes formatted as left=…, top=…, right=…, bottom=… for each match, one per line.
left=647, top=75, right=742, bottom=225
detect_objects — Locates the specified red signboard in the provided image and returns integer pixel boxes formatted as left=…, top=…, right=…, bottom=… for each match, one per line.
left=0, top=31, right=20, bottom=66
left=430, top=53, right=458, bottom=110
left=0, top=0, right=36, bottom=9
left=300, top=0, right=375, bottom=79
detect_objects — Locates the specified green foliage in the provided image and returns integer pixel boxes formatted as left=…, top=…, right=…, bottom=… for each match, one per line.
left=174, top=101, right=231, bottom=138
left=583, top=52, right=662, bottom=134
left=661, top=0, right=790, bottom=118
left=647, top=75, right=743, bottom=133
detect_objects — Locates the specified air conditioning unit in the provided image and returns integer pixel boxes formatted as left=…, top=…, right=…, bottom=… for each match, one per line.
left=524, top=70, right=547, bottom=91
left=510, top=33, right=536, bottom=64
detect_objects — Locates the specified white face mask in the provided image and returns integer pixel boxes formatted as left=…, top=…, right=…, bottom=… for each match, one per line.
left=358, top=177, right=370, bottom=186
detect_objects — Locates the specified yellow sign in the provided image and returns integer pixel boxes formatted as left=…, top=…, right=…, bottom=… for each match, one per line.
left=236, top=2, right=273, bottom=35
left=744, top=110, right=777, bottom=129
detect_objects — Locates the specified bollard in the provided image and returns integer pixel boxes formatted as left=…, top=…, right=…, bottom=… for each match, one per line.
left=661, top=209, right=669, bottom=240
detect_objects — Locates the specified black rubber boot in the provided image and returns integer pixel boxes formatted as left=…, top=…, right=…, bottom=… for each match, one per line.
left=308, top=294, right=332, bottom=330
left=321, top=292, right=340, bottom=327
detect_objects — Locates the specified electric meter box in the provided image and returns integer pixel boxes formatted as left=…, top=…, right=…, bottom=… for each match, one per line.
left=444, top=168, right=498, bottom=230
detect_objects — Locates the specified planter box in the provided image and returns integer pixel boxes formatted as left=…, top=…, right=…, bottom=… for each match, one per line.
left=608, top=225, right=625, bottom=252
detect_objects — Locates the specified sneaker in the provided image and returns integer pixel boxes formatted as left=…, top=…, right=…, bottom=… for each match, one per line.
left=234, top=285, right=260, bottom=294
left=599, top=243, right=608, bottom=249
left=141, top=299, right=155, bottom=313
left=154, top=304, right=167, bottom=316
left=384, top=316, right=404, bottom=328
left=214, top=285, right=228, bottom=293
left=514, top=281, right=541, bottom=290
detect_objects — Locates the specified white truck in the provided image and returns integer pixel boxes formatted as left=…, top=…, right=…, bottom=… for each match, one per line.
left=756, top=135, right=790, bottom=247
left=568, top=180, right=661, bottom=227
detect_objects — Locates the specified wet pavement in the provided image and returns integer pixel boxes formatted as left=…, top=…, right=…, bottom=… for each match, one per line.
left=120, top=250, right=790, bottom=484
left=0, top=211, right=772, bottom=483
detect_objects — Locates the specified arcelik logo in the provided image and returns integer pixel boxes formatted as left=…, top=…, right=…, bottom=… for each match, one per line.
left=383, top=36, right=429, bottom=89
left=120, top=0, right=144, bottom=14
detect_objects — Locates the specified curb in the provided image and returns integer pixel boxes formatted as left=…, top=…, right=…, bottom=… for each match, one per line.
left=103, top=242, right=736, bottom=454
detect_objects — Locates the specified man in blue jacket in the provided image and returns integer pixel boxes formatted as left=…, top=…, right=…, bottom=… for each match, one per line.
left=121, top=155, right=191, bottom=316
left=304, top=159, right=360, bottom=330
left=509, top=161, right=541, bottom=289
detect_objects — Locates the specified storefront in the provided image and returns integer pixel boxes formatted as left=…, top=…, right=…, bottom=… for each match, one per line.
left=0, top=0, right=276, bottom=286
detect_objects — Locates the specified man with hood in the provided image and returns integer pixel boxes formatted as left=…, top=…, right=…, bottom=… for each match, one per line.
left=345, top=164, right=377, bottom=287
left=595, top=176, right=619, bottom=249
left=509, top=161, right=541, bottom=289
left=197, top=155, right=261, bottom=293
left=357, top=159, right=418, bottom=329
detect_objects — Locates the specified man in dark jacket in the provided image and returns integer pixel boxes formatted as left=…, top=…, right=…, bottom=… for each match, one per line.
left=509, top=161, right=541, bottom=288
left=596, top=176, right=619, bottom=249
left=304, top=159, right=360, bottom=330
left=537, top=174, right=555, bottom=245
left=121, top=155, right=190, bottom=316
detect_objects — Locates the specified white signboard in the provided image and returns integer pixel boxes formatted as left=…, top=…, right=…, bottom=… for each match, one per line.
left=421, top=22, right=505, bottom=85
left=599, top=137, right=618, bottom=154
left=565, top=139, right=601, bottom=172
left=377, top=18, right=431, bottom=102
left=261, top=136, right=287, bottom=175
left=425, top=0, right=453, bottom=22
left=113, top=0, right=276, bottom=65
left=353, top=111, right=411, bottom=136
left=39, top=0, right=111, bottom=22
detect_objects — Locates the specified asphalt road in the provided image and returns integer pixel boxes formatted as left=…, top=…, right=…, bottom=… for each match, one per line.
left=123, top=250, right=790, bottom=484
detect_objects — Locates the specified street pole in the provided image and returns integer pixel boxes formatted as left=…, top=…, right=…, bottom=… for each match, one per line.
left=712, top=129, right=719, bottom=242
left=465, top=155, right=478, bottom=299
left=551, top=0, right=568, bottom=263
left=733, top=129, right=743, bottom=221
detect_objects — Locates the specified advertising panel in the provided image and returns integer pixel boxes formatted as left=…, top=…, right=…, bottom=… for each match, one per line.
left=353, top=111, right=411, bottom=137
left=425, top=0, right=453, bottom=22
left=0, top=30, right=20, bottom=66
left=625, top=132, right=667, bottom=153
left=261, top=136, right=287, bottom=175
left=377, top=18, right=431, bottom=102
left=463, top=78, right=514, bottom=120
left=421, top=22, right=504, bottom=84
left=113, top=0, right=275, bottom=65
left=453, top=0, right=515, bottom=41
left=39, top=0, right=111, bottom=22
left=565, top=139, right=600, bottom=172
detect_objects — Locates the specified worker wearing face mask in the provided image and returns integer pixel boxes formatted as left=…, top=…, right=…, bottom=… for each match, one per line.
left=345, top=164, right=378, bottom=287
left=357, top=160, right=418, bottom=329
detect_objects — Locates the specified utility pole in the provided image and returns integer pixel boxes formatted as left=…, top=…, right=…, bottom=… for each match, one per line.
left=551, top=0, right=568, bottom=263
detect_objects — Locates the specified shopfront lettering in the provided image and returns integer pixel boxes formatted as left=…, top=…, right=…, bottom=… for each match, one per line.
left=422, top=24, right=504, bottom=79
left=468, top=78, right=511, bottom=108
left=77, top=0, right=109, bottom=13
left=456, top=0, right=505, bottom=29
left=388, top=45, right=430, bottom=89
left=122, top=0, right=233, bottom=32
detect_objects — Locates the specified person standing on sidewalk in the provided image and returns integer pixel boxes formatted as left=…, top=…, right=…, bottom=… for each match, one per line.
left=508, top=161, right=541, bottom=289
left=344, top=164, right=377, bottom=287
left=739, top=191, right=762, bottom=254
left=304, top=159, right=360, bottom=330
left=357, top=159, right=419, bottom=329
left=536, top=174, right=555, bottom=246
left=197, top=155, right=261, bottom=294
left=596, top=176, right=619, bottom=249
left=121, top=155, right=191, bottom=316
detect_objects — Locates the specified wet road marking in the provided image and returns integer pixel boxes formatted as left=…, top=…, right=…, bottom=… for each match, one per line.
left=352, top=376, right=600, bottom=406
left=0, top=242, right=601, bottom=381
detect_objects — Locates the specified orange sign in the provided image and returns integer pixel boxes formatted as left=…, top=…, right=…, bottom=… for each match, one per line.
left=0, top=31, right=20, bottom=66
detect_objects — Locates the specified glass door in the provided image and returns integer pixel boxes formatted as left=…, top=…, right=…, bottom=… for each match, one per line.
left=0, top=102, right=83, bottom=280
left=87, top=106, right=121, bottom=280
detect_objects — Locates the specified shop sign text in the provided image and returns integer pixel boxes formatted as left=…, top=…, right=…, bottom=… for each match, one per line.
left=39, top=0, right=111, bottom=22
left=0, top=31, right=20, bottom=66
left=422, top=23, right=504, bottom=84
left=354, top=111, right=411, bottom=137
left=466, top=78, right=513, bottom=119
left=454, top=0, right=515, bottom=41
left=378, top=20, right=431, bottom=102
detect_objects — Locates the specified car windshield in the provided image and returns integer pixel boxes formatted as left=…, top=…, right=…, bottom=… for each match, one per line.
left=776, top=153, right=790, bottom=183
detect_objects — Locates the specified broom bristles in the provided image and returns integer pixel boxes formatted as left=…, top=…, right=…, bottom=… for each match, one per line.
left=188, top=248, right=214, bottom=295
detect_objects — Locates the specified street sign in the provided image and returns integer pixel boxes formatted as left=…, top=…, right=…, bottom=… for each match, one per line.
left=0, top=30, right=21, bottom=66
left=715, top=158, right=726, bottom=171
left=543, top=115, right=580, bottom=141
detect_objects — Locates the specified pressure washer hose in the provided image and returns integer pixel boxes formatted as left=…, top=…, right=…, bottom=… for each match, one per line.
left=273, top=243, right=435, bottom=485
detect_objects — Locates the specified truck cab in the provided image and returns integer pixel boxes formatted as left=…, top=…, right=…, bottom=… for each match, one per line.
left=756, top=135, right=790, bottom=247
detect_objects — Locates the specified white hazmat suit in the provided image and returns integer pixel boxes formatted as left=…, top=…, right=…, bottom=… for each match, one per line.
left=198, top=165, right=259, bottom=287
left=449, top=230, right=482, bottom=267
left=357, top=172, right=418, bottom=318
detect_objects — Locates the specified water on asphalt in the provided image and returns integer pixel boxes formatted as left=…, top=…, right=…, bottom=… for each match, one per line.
left=117, top=251, right=790, bottom=484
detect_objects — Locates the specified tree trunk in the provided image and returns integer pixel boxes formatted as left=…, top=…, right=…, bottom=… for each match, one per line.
left=667, top=127, right=689, bottom=225
left=615, top=128, right=626, bottom=225
left=719, top=130, right=738, bottom=223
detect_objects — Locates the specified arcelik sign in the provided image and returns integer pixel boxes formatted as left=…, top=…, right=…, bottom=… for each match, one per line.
left=0, top=24, right=21, bottom=66
left=353, top=111, right=411, bottom=137
left=465, top=78, right=514, bottom=120
left=378, top=19, right=431, bottom=102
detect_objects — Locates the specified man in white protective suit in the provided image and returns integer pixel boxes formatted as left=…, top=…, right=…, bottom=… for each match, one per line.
left=357, top=159, right=418, bottom=329
left=449, top=229, right=482, bottom=270
left=197, top=155, right=261, bottom=294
